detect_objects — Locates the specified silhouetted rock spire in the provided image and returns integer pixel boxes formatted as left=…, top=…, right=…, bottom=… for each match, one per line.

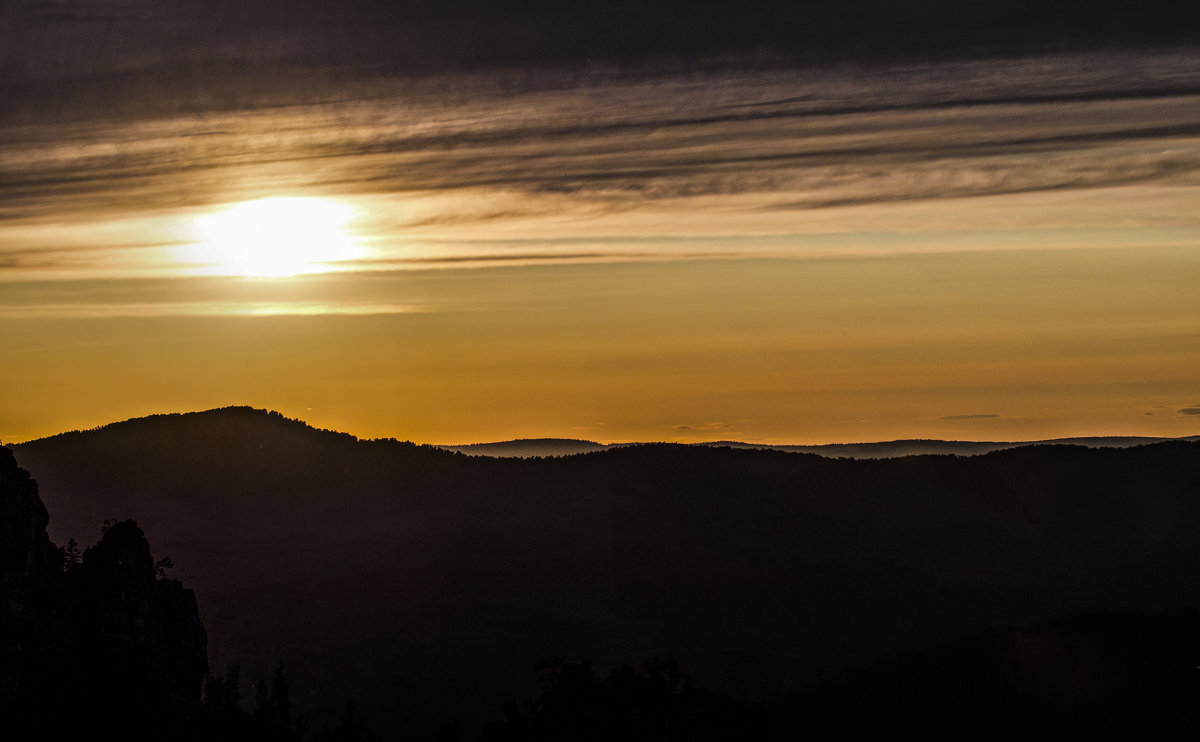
left=73, top=519, right=209, bottom=731
left=0, top=447, right=207, bottom=740
left=0, top=446, right=58, bottom=586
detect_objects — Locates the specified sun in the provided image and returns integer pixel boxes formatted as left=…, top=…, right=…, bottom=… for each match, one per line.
left=180, top=197, right=362, bottom=277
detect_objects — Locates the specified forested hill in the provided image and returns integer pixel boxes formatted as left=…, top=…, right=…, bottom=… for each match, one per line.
left=10, top=407, right=1200, bottom=739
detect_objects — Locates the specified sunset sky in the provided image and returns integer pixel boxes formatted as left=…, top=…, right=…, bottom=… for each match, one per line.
left=2, top=1, right=1199, bottom=444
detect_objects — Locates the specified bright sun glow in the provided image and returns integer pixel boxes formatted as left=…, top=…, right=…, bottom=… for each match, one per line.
left=180, top=197, right=362, bottom=277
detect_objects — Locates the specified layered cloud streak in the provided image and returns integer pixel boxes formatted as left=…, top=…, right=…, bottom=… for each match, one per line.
left=6, top=55, right=1200, bottom=212
left=3, top=50, right=1200, bottom=287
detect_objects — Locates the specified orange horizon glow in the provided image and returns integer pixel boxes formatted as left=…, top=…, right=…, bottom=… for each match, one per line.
left=3, top=248, right=1198, bottom=447
left=2, top=55, right=1199, bottom=447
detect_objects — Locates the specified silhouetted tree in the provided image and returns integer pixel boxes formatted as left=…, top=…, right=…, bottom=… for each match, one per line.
left=197, top=665, right=256, bottom=740
left=208, top=665, right=243, bottom=709
left=153, top=554, right=173, bottom=578
left=60, top=537, right=81, bottom=570
left=250, top=661, right=304, bottom=741
left=311, top=700, right=379, bottom=742
left=483, top=657, right=764, bottom=741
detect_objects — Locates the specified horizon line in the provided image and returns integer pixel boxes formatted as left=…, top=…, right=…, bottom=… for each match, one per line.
left=7, top=405, right=1198, bottom=451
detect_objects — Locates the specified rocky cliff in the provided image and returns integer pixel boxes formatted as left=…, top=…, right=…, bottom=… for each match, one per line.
left=0, top=446, right=207, bottom=739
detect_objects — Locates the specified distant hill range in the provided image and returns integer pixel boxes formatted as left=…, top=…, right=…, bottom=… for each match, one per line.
left=438, top=435, right=1200, bottom=459
left=20, top=409, right=1195, bottom=459
left=9, top=407, right=1200, bottom=739
left=437, top=438, right=613, bottom=458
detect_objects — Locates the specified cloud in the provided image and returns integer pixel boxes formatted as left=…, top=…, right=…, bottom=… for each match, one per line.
left=673, top=422, right=732, bottom=431
left=940, top=414, right=1000, bottom=421
left=6, top=53, right=1200, bottom=229
left=9, top=2, right=1200, bottom=99
left=357, top=252, right=618, bottom=266
left=0, top=301, right=424, bottom=320
left=5, top=51, right=1200, bottom=288
left=1179, top=406, right=1200, bottom=416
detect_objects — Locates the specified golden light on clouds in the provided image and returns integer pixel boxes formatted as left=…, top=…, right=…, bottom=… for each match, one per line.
left=2, top=52, right=1199, bottom=444
left=175, top=197, right=362, bottom=277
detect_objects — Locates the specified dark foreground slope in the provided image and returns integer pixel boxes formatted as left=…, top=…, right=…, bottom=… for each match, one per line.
left=776, top=610, right=1200, bottom=740
left=11, top=408, right=1200, bottom=738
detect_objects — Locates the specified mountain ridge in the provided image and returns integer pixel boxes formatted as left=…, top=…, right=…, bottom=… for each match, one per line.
left=9, top=407, right=1200, bottom=738
left=14, top=406, right=1198, bottom=459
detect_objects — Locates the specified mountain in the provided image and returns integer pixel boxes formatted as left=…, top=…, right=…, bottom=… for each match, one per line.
left=435, top=435, right=1200, bottom=459
left=437, top=438, right=612, bottom=458
left=10, top=407, right=1200, bottom=738
left=699, top=435, right=1200, bottom=459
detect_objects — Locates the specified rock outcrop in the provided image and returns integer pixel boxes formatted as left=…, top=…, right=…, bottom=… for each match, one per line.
left=0, top=446, right=60, bottom=588
left=0, top=446, right=207, bottom=739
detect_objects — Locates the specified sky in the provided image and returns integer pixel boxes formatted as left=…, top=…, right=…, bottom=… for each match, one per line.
left=1, top=2, right=1199, bottom=444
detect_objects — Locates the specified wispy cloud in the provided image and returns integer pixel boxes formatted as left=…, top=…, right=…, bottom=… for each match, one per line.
left=940, top=414, right=1001, bottom=421
left=0, top=273, right=439, bottom=318
left=0, top=302, right=424, bottom=320
left=1179, top=406, right=1200, bottom=416
left=5, top=52, right=1200, bottom=226
left=3, top=50, right=1200, bottom=305
left=673, top=422, right=733, bottom=432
